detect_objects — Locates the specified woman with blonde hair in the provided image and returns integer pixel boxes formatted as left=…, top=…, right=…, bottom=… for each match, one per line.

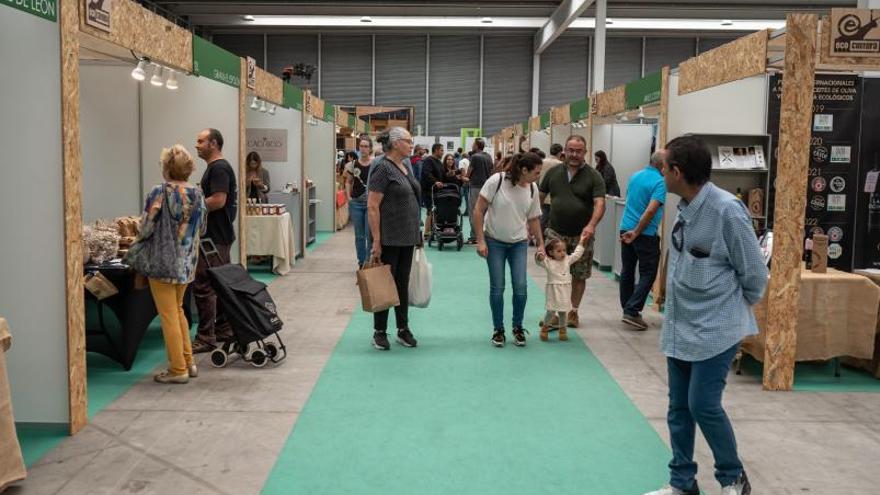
left=127, top=145, right=207, bottom=384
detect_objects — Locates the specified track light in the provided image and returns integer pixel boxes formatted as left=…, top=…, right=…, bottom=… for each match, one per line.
left=131, top=60, right=147, bottom=81
left=150, top=65, right=164, bottom=87
left=165, top=70, right=178, bottom=90
left=269, top=104, right=276, bottom=115
left=360, top=16, right=372, bottom=23
left=251, top=97, right=259, bottom=110
left=259, top=100, right=268, bottom=112
left=481, top=17, right=493, bottom=24
left=243, top=15, right=255, bottom=22
left=721, top=19, right=734, bottom=26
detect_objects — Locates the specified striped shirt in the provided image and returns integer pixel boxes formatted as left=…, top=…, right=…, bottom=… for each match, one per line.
left=140, top=183, right=207, bottom=284
left=661, top=182, right=769, bottom=362
left=368, top=157, right=422, bottom=247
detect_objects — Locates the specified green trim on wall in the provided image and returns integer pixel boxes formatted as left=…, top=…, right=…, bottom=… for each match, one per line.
left=283, top=83, right=304, bottom=110
left=192, top=36, right=241, bottom=88
left=569, top=99, right=590, bottom=122
left=324, top=105, right=336, bottom=122
left=2, top=0, right=56, bottom=22
left=625, top=71, right=663, bottom=110
left=540, top=112, right=551, bottom=129
left=348, top=114, right=356, bottom=128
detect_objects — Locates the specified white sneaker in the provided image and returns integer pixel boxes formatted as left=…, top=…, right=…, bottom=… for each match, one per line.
left=643, top=483, right=700, bottom=495
left=721, top=472, right=751, bottom=495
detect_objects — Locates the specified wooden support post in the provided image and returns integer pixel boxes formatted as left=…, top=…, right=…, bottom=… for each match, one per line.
left=651, top=66, right=672, bottom=309
left=301, top=98, right=309, bottom=257
left=60, top=0, right=87, bottom=434
left=238, top=58, right=248, bottom=268
left=763, top=13, right=818, bottom=391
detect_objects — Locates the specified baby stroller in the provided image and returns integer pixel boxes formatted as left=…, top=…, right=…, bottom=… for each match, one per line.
left=201, top=239, right=288, bottom=368
left=428, top=183, right=464, bottom=251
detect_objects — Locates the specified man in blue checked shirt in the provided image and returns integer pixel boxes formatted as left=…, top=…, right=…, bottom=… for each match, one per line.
left=644, top=136, right=767, bottom=495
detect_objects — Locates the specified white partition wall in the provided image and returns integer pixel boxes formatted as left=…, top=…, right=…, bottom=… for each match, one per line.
left=140, top=73, right=241, bottom=260
left=551, top=124, right=572, bottom=148
left=592, top=124, right=613, bottom=164
left=610, top=124, right=654, bottom=195
left=306, top=119, right=337, bottom=232
left=529, top=130, right=551, bottom=155
left=0, top=8, right=69, bottom=424
left=80, top=63, right=141, bottom=223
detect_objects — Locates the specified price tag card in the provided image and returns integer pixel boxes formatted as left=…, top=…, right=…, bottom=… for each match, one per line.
left=865, top=171, right=880, bottom=193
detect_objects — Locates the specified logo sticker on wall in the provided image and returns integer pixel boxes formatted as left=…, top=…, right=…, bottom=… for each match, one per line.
left=813, top=114, right=834, bottom=132
left=831, top=145, right=852, bottom=163
left=85, top=0, right=112, bottom=32
left=828, top=243, right=843, bottom=260
left=827, top=194, right=847, bottom=211
left=812, top=226, right=826, bottom=237
left=829, top=176, right=846, bottom=193
left=813, top=146, right=829, bottom=163
left=812, top=176, right=827, bottom=192
left=811, top=195, right=827, bottom=211
left=828, top=226, right=844, bottom=242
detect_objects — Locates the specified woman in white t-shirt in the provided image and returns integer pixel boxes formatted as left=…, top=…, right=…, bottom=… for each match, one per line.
left=472, top=152, right=545, bottom=348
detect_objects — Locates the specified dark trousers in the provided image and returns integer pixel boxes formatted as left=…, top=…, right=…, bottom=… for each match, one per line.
left=374, top=245, right=415, bottom=332
left=667, top=344, right=743, bottom=490
left=619, top=233, right=660, bottom=317
left=540, top=204, right=551, bottom=232
left=194, top=242, right=231, bottom=344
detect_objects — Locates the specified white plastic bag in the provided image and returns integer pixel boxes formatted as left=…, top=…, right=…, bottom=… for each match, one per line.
left=408, top=247, right=432, bottom=308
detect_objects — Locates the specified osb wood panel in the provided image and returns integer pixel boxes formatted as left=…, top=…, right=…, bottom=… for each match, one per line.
left=817, top=17, right=880, bottom=70
left=551, top=105, right=570, bottom=125
left=336, top=109, right=349, bottom=128
left=311, top=97, right=326, bottom=119
left=677, top=29, right=769, bottom=96
left=594, top=85, right=626, bottom=117
left=528, top=116, right=541, bottom=132
left=238, top=59, right=248, bottom=267
left=764, top=13, right=818, bottom=392
left=254, top=67, right=283, bottom=106
left=62, top=0, right=87, bottom=435
left=79, top=0, right=192, bottom=73
left=300, top=110, right=309, bottom=256
left=652, top=66, right=672, bottom=306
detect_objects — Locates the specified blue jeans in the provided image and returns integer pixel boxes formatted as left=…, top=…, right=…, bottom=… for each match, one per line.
left=349, top=198, right=372, bottom=266
left=667, top=343, right=743, bottom=490
left=486, top=237, right=528, bottom=330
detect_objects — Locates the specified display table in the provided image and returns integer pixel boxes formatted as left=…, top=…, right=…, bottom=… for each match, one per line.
left=85, top=263, right=192, bottom=370
left=0, top=317, right=26, bottom=490
left=841, top=270, right=880, bottom=377
left=246, top=213, right=296, bottom=275
left=742, top=267, right=880, bottom=363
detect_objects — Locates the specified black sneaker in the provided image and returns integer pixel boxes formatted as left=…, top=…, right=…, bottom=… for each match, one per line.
left=373, top=331, right=390, bottom=351
left=512, top=326, right=528, bottom=347
left=397, top=328, right=418, bottom=348
left=491, top=329, right=505, bottom=348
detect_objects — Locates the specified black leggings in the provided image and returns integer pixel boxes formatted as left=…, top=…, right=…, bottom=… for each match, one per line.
left=374, top=245, right=415, bottom=332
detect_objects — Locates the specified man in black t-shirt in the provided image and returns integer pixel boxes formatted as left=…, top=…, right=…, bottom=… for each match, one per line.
left=464, top=138, right=493, bottom=243
left=193, top=128, right=238, bottom=352
left=420, top=143, right=445, bottom=239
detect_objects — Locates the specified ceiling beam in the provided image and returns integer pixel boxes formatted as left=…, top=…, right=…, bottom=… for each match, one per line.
left=534, top=0, right=595, bottom=54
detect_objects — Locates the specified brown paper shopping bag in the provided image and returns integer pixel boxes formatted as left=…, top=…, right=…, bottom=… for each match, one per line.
left=356, top=262, right=400, bottom=312
left=84, top=272, right=119, bottom=300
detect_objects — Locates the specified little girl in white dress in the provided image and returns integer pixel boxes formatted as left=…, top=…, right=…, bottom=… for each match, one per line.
left=535, top=233, right=588, bottom=342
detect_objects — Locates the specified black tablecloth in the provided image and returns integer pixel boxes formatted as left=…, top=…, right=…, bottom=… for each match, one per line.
left=85, top=263, right=192, bottom=370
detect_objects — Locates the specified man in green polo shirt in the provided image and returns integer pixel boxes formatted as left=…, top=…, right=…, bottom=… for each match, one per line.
left=538, top=135, right=606, bottom=328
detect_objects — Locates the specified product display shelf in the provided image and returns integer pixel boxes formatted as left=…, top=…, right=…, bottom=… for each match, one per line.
left=307, top=185, right=317, bottom=245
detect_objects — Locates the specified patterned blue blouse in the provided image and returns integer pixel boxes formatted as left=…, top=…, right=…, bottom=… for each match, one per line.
left=139, top=183, right=207, bottom=284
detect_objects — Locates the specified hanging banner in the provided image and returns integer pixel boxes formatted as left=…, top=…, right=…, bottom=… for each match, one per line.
left=282, top=83, right=303, bottom=110
left=625, top=71, right=663, bottom=110
left=4, top=0, right=57, bottom=21
left=192, top=36, right=241, bottom=88
left=246, top=56, right=256, bottom=90
left=569, top=98, right=590, bottom=122
left=246, top=128, right=288, bottom=162
left=767, top=73, right=862, bottom=271
left=830, top=9, right=880, bottom=58
left=855, top=79, right=880, bottom=269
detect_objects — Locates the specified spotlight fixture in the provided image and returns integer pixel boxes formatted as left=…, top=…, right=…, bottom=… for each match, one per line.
left=131, top=60, right=147, bottom=81
left=269, top=104, right=276, bottom=115
left=165, top=70, right=178, bottom=90
left=481, top=17, right=493, bottom=24
left=637, top=107, right=645, bottom=119
left=150, top=65, right=164, bottom=87
left=259, top=100, right=268, bottom=112
left=606, top=19, right=614, bottom=25
left=251, top=97, right=259, bottom=110
left=721, top=19, right=734, bottom=26
left=243, top=15, right=255, bottom=22
left=360, top=16, right=372, bottom=23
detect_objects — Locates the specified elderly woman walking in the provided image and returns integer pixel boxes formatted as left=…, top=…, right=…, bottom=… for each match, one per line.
left=472, top=152, right=545, bottom=347
left=367, top=127, right=421, bottom=351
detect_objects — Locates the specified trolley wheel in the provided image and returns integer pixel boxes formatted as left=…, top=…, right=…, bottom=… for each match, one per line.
left=428, top=239, right=433, bottom=247
left=438, top=242, right=444, bottom=251
left=456, top=239, right=463, bottom=251
left=250, top=349, right=268, bottom=368
left=210, top=349, right=228, bottom=368
left=265, top=342, right=279, bottom=360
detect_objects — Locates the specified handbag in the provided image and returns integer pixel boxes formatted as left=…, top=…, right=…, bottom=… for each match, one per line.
left=408, top=247, right=432, bottom=308
left=124, top=186, right=180, bottom=280
left=356, top=261, right=400, bottom=313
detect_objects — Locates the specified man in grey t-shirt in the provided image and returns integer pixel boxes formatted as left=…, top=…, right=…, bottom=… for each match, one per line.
left=464, top=138, right=493, bottom=244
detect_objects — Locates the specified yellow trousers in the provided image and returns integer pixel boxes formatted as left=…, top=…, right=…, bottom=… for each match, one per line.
left=148, top=279, right=193, bottom=375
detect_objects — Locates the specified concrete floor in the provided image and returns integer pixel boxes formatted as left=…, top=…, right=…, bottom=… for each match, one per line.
left=8, top=227, right=880, bottom=494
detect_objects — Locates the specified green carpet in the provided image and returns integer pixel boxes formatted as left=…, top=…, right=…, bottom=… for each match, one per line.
left=307, top=231, right=334, bottom=252
left=15, top=423, right=69, bottom=467
left=262, top=246, right=671, bottom=494
left=737, top=354, right=880, bottom=393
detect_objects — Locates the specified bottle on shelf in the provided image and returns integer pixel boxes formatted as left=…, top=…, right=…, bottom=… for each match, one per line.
left=804, top=236, right=813, bottom=270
